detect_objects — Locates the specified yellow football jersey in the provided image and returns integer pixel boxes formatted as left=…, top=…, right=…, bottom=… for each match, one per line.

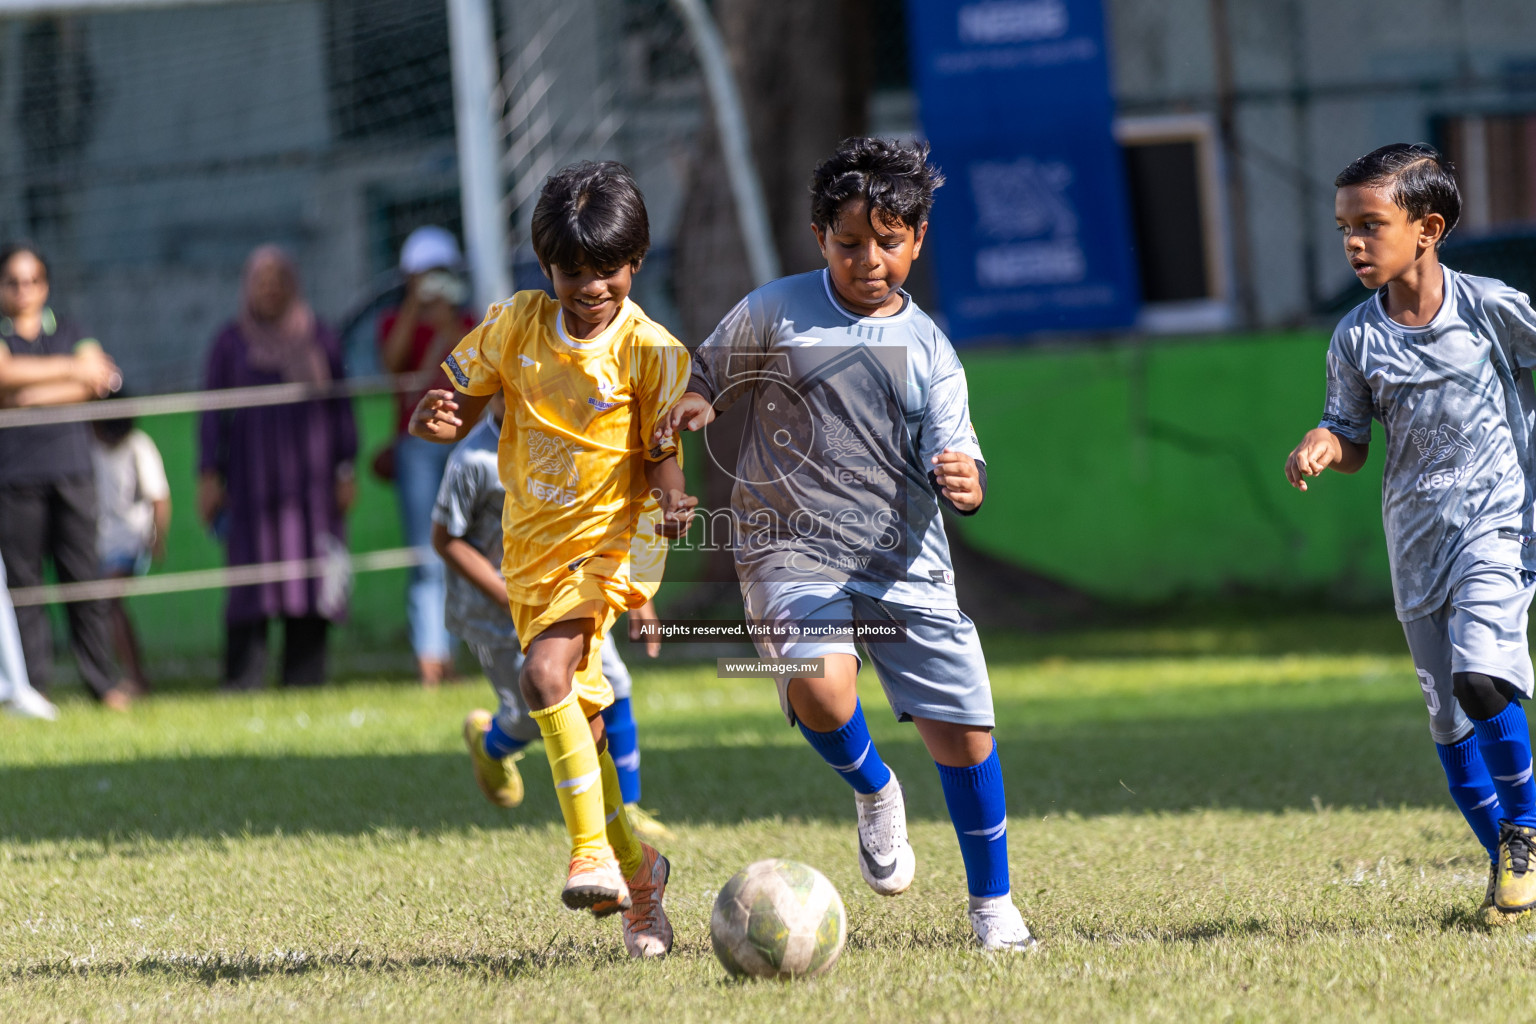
left=442, top=290, right=688, bottom=604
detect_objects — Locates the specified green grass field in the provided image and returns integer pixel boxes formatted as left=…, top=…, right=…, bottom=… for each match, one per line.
left=3, top=614, right=1532, bottom=1022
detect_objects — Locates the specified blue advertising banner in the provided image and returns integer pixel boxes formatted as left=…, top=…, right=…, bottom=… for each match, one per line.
left=906, top=0, right=1140, bottom=341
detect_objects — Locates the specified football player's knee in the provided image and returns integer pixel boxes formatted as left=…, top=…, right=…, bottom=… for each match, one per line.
left=1451, top=671, right=1520, bottom=720
left=519, top=655, right=570, bottom=707
left=1425, top=701, right=1471, bottom=746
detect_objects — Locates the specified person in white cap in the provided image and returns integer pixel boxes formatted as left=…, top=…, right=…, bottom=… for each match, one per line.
left=378, top=227, right=477, bottom=687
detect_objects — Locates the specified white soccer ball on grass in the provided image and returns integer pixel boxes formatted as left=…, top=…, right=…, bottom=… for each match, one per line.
left=709, top=858, right=846, bottom=979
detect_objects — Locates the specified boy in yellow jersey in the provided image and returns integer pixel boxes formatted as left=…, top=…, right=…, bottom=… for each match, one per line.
left=408, top=161, right=694, bottom=958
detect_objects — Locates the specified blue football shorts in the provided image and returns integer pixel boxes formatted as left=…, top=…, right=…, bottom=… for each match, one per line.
left=739, top=578, right=994, bottom=728
left=1401, top=561, right=1536, bottom=745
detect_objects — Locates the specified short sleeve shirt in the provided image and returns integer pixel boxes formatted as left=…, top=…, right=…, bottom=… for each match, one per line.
left=441, top=291, right=689, bottom=599
left=430, top=414, right=515, bottom=645
left=1319, top=265, right=1536, bottom=619
left=0, top=310, right=98, bottom=485
left=93, top=428, right=170, bottom=560
left=377, top=308, right=479, bottom=434
left=688, top=270, right=984, bottom=608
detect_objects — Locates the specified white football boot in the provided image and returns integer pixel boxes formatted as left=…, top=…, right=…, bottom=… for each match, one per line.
left=968, top=894, right=1037, bottom=952
left=855, top=774, right=916, bottom=895
left=4, top=686, right=58, bottom=721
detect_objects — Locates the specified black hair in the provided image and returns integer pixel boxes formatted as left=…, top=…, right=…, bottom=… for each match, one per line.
left=810, top=137, right=945, bottom=232
left=530, top=161, right=650, bottom=272
left=1334, top=143, right=1461, bottom=245
left=0, top=241, right=48, bottom=280
left=92, top=391, right=133, bottom=445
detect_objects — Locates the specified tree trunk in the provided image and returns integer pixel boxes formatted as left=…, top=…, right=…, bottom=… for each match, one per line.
left=670, top=0, right=871, bottom=604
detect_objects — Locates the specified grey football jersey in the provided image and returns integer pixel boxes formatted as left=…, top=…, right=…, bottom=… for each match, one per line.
left=431, top=415, right=516, bottom=645
left=689, top=270, right=984, bottom=609
left=1320, top=265, right=1536, bottom=620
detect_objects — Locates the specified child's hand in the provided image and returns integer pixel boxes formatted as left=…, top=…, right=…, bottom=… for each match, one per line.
left=409, top=389, right=463, bottom=441
left=654, top=392, right=716, bottom=443
left=197, top=472, right=225, bottom=526
left=335, top=476, right=357, bottom=516
left=73, top=344, right=122, bottom=397
left=1285, top=428, right=1343, bottom=491
left=653, top=487, right=698, bottom=538
left=932, top=449, right=983, bottom=511
left=628, top=599, right=662, bottom=658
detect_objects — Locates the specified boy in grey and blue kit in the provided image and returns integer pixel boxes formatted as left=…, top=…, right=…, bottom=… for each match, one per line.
left=658, top=137, right=1033, bottom=951
left=431, top=400, right=661, bottom=831
left=1288, top=143, right=1536, bottom=921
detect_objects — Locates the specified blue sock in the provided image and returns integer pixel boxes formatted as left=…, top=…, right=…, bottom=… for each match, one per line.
left=1435, top=733, right=1503, bottom=859
left=483, top=717, right=528, bottom=760
left=936, top=742, right=1010, bottom=899
left=1472, top=702, right=1536, bottom=828
left=601, top=697, right=642, bottom=804
left=798, top=700, right=892, bottom=795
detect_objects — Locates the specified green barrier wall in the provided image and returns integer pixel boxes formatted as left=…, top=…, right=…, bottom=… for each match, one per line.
left=127, top=394, right=410, bottom=661
left=954, top=331, right=1390, bottom=604
left=120, top=330, right=1393, bottom=665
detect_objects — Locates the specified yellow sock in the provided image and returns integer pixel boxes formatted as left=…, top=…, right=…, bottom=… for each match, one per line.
left=531, top=692, right=609, bottom=861
left=600, top=748, right=645, bottom=877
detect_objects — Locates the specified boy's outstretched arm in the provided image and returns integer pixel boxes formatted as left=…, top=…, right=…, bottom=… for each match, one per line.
left=653, top=391, right=716, bottom=442
left=1285, top=427, right=1367, bottom=491
left=409, top=387, right=492, bottom=444
left=430, top=521, right=508, bottom=606
left=644, top=455, right=697, bottom=537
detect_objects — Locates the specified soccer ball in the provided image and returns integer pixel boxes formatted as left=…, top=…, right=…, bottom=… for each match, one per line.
left=710, top=859, right=846, bottom=979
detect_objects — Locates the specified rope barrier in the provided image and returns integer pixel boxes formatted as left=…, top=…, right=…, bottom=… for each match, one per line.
left=0, top=369, right=446, bottom=429
left=8, top=547, right=427, bottom=607
left=1, top=371, right=449, bottom=608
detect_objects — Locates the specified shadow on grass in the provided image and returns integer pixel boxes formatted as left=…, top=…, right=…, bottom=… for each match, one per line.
left=1, top=692, right=1455, bottom=844
left=9, top=943, right=640, bottom=983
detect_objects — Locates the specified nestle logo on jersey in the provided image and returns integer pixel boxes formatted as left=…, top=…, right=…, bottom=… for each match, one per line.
left=835, top=466, right=891, bottom=485
left=1415, top=464, right=1471, bottom=493
left=1410, top=422, right=1476, bottom=493
left=526, top=478, right=575, bottom=505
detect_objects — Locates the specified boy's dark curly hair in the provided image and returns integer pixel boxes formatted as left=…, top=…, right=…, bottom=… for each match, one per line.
left=810, top=137, right=945, bottom=232
left=531, top=161, right=650, bottom=272
left=1335, top=143, right=1461, bottom=246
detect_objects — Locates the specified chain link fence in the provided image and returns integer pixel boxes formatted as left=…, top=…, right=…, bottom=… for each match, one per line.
left=0, top=0, right=709, bottom=395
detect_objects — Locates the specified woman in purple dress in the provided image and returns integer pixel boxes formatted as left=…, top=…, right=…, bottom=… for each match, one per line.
left=198, top=246, right=357, bottom=689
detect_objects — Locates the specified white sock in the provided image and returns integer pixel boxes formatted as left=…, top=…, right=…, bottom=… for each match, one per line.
left=969, top=893, right=1013, bottom=913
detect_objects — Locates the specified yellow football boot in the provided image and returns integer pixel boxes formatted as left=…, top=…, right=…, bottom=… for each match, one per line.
left=1476, top=860, right=1503, bottom=927
left=1493, top=821, right=1536, bottom=916
left=462, top=709, right=524, bottom=809
left=624, top=802, right=676, bottom=841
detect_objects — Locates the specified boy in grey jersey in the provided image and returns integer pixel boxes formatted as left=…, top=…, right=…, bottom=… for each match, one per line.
left=658, top=138, right=1033, bottom=951
left=431, top=397, right=668, bottom=836
left=1287, top=143, right=1536, bottom=921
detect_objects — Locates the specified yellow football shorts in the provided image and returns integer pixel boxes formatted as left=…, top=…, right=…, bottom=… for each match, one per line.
left=509, top=554, right=651, bottom=719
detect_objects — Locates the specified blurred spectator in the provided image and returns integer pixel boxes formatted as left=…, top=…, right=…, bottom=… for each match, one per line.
left=198, top=245, right=357, bottom=690
left=378, top=226, right=476, bottom=687
left=0, top=241, right=133, bottom=711
left=92, top=404, right=170, bottom=692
